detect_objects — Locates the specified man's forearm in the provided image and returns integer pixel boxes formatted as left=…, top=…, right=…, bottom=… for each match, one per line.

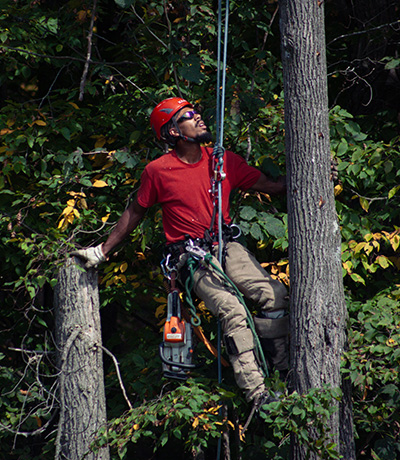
left=250, top=173, right=286, bottom=195
left=102, top=200, right=146, bottom=256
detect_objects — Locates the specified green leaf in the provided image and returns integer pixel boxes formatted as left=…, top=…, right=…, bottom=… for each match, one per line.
left=114, top=0, right=135, bottom=7
left=159, top=432, right=169, bottom=447
left=350, top=273, right=365, bottom=285
left=388, top=185, right=400, bottom=199
left=337, top=161, right=349, bottom=171
left=359, top=197, right=369, bottom=212
left=250, top=222, right=263, bottom=241
left=240, top=206, right=257, bottom=221
left=114, top=150, right=138, bottom=169
left=259, top=213, right=286, bottom=238
left=337, top=138, right=348, bottom=156
left=384, top=58, right=400, bottom=70
left=60, top=127, right=71, bottom=141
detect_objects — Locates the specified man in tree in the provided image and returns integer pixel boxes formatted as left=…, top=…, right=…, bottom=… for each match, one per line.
left=73, top=97, right=289, bottom=405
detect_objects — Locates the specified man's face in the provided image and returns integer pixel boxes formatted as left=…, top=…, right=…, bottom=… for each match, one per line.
left=173, top=107, right=212, bottom=143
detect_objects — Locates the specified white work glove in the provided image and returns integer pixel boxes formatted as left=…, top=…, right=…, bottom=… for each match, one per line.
left=70, top=244, right=107, bottom=269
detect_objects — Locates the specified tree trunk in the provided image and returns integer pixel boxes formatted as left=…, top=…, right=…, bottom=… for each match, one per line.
left=278, top=1, right=355, bottom=458
left=54, top=257, right=110, bottom=460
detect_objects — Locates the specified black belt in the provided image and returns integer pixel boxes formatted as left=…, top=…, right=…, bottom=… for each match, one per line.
left=164, top=237, right=211, bottom=261
left=164, top=224, right=240, bottom=262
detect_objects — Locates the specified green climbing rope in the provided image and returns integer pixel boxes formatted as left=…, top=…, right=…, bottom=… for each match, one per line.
left=184, top=252, right=269, bottom=377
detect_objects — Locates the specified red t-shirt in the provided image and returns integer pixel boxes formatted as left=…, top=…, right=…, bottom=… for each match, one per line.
left=137, top=146, right=261, bottom=243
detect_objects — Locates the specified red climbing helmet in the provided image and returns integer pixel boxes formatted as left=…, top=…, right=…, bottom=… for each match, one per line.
left=150, top=97, right=193, bottom=140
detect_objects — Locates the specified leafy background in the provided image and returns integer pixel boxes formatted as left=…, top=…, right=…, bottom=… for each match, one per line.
left=0, top=0, right=399, bottom=459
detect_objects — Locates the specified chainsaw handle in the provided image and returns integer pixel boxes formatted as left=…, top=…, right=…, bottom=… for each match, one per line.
left=159, top=343, right=198, bottom=369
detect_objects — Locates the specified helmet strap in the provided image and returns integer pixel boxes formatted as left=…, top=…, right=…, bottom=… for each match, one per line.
left=172, top=119, right=197, bottom=144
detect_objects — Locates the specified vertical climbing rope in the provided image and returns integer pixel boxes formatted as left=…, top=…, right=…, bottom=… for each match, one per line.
left=214, top=3, right=230, bottom=459
left=214, top=0, right=230, bottom=388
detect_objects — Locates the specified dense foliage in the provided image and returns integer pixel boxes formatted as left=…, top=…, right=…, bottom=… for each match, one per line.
left=0, top=1, right=399, bottom=459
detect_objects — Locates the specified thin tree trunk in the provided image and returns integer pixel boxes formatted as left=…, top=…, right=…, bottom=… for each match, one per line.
left=278, top=0, right=355, bottom=458
left=54, top=257, right=110, bottom=460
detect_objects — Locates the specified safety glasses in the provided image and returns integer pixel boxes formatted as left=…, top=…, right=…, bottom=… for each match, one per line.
left=177, top=110, right=199, bottom=123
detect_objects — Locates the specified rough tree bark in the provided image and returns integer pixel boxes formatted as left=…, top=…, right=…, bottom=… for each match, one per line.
left=54, top=257, right=110, bottom=460
left=278, top=1, right=355, bottom=459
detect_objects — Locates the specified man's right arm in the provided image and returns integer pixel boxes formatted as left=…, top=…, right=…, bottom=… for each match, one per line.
left=71, top=198, right=147, bottom=268
left=102, top=198, right=147, bottom=256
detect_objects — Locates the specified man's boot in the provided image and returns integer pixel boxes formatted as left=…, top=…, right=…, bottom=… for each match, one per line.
left=253, top=312, right=289, bottom=380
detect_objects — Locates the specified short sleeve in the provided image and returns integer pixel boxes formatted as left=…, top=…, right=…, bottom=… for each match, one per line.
left=136, top=168, right=157, bottom=208
left=226, top=150, right=261, bottom=190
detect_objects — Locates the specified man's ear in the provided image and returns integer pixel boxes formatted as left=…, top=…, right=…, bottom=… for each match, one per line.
left=169, top=126, right=180, bottom=139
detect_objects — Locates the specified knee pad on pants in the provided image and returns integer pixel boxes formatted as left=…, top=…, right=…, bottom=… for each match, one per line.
left=253, top=315, right=289, bottom=339
left=224, top=328, right=255, bottom=356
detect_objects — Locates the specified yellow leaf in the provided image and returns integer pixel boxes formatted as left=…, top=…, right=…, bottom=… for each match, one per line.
left=155, top=304, right=166, bottom=318
left=334, top=184, right=343, bottom=196
left=33, top=120, right=46, bottom=126
left=92, top=179, right=108, bottom=188
left=95, top=137, right=106, bottom=148
left=376, top=256, right=390, bottom=269
left=101, top=213, right=110, bottom=222
left=206, top=405, right=221, bottom=413
left=120, top=262, right=128, bottom=273
left=350, top=273, right=365, bottom=285
left=386, top=338, right=396, bottom=347
left=364, top=243, right=373, bottom=256
left=354, top=242, right=366, bottom=253
left=69, top=102, right=80, bottom=110
left=80, top=198, right=88, bottom=210
left=359, top=197, right=369, bottom=212
left=133, top=424, right=140, bottom=430
left=154, top=296, right=167, bottom=303
left=0, top=128, right=14, bottom=135
left=61, top=205, right=74, bottom=216
left=192, top=417, right=199, bottom=428
left=342, top=261, right=352, bottom=274
left=68, top=191, right=86, bottom=198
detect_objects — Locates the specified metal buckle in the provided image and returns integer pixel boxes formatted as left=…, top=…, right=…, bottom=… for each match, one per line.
left=160, top=254, right=174, bottom=279
left=185, top=239, right=208, bottom=261
left=230, top=224, right=241, bottom=240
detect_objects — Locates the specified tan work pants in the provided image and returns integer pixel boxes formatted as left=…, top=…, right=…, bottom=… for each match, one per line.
left=191, top=242, right=288, bottom=401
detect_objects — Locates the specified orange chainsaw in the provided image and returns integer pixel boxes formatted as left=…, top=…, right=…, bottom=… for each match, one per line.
left=159, top=290, right=197, bottom=380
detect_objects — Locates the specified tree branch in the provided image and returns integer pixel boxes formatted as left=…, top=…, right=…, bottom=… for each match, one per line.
left=327, top=20, right=400, bottom=47
left=100, top=345, right=133, bottom=410
left=0, top=45, right=141, bottom=67
left=79, top=0, right=98, bottom=101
